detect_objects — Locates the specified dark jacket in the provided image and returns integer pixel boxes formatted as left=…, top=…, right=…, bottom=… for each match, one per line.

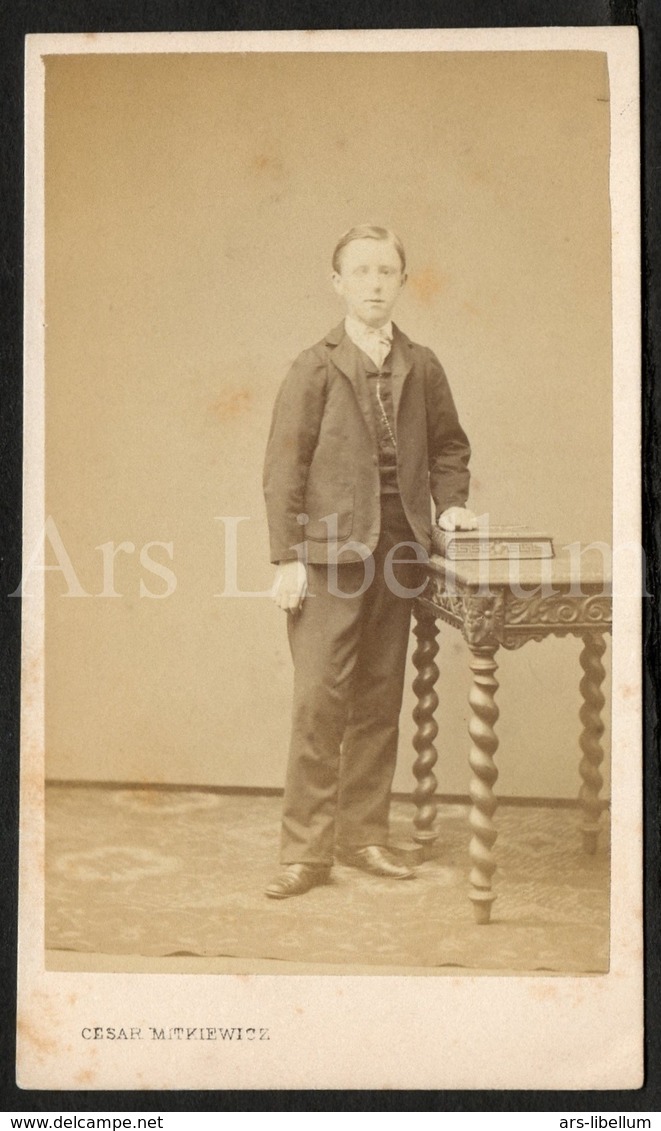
left=263, top=321, right=471, bottom=565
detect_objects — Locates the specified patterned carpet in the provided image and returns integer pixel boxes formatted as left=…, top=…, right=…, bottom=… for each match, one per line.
left=45, top=785, right=610, bottom=973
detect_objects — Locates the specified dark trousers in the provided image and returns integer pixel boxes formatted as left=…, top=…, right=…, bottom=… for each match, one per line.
left=280, top=494, right=423, bottom=865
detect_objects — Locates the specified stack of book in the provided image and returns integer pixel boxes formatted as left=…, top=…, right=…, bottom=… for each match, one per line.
left=433, top=525, right=555, bottom=561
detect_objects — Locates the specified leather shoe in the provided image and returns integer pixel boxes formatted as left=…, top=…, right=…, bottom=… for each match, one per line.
left=336, top=845, right=415, bottom=880
left=265, top=863, right=331, bottom=899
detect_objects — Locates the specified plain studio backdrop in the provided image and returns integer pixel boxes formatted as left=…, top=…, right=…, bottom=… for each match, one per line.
left=43, top=49, right=612, bottom=799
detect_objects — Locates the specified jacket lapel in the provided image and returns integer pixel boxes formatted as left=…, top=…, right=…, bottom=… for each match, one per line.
left=325, top=323, right=377, bottom=445
left=388, top=325, right=414, bottom=425
left=324, top=321, right=414, bottom=442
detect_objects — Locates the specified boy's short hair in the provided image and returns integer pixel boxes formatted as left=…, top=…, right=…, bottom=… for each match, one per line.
left=332, top=225, right=407, bottom=274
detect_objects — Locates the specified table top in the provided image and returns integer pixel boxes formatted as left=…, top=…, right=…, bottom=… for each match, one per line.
left=429, top=546, right=612, bottom=593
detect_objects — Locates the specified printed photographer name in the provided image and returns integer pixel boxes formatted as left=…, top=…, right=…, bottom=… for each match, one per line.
left=81, top=1026, right=270, bottom=1041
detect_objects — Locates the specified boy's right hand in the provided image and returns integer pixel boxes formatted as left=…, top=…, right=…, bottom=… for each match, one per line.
left=271, top=560, right=308, bottom=612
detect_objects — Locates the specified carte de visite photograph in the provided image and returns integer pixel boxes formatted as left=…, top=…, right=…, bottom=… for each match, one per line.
left=17, top=28, right=642, bottom=1092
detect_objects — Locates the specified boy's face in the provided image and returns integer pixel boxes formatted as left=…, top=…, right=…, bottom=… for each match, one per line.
left=332, top=237, right=406, bottom=328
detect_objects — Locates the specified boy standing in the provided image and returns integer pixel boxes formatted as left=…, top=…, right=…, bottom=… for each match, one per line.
left=263, top=225, right=476, bottom=899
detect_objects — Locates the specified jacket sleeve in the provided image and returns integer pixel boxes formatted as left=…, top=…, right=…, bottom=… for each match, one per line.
left=424, top=349, right=471, bottom=519
left=263, top=348, right=328, bottom=563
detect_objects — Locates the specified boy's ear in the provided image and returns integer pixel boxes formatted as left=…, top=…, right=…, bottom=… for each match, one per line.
left=331, top=271, right=344, bottom=297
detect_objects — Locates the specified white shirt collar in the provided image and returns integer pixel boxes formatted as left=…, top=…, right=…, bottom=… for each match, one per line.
left=344, top=315, right=393, bottom=345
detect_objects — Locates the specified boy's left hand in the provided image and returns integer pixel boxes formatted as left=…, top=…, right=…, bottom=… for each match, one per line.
left=438, top=506, right=478, bottom=531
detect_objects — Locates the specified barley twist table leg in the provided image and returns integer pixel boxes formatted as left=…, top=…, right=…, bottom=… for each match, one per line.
left=412, top=610, right=440, bottom=853
left=578, top=632, right=607, bottom=854
left=467, top=644, right=500, bottom=924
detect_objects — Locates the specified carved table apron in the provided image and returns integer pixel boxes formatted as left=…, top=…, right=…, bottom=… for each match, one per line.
left=411, top=548, right=612, bottom=924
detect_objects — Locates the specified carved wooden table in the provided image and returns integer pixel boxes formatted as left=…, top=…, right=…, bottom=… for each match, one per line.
left=411, top=547, right=612, bottom=924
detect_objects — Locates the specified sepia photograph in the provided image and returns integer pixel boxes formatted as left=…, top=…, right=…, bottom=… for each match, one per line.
left=17, top=28, right=642, bottom=1091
